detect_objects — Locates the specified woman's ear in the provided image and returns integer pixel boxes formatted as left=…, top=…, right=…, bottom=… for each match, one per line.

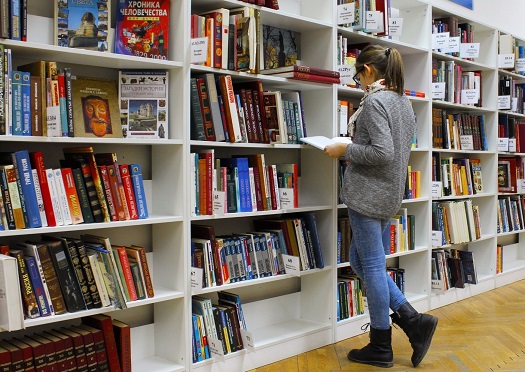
left=363, top=64, right=374, bottom=78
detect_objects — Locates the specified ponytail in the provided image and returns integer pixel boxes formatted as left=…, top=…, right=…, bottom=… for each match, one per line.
left=355, top=45, right=405, bottom=95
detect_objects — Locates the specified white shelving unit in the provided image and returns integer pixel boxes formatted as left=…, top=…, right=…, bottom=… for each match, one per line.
left=1, top=0, right=524, bottom=370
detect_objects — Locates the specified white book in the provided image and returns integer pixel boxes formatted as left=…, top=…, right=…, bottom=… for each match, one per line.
left=87, top=252, right=111, bottom=307
left=0, top=254, right=24, bottom=331
left=31, top=169, right=48, bottom=227
left=52, top=168, right=72, bottom=225
left=270, top=164, right=281, bottom=210
left=293, top=218, right=310, bottom=271
left=248, top=167, right=257, bottom=212
left=300, top=136, right=352, bottom=151
left=45, top=168, right=64, bottom=226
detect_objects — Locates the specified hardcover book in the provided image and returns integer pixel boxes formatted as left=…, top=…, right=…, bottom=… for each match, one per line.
left=70, top=76, right=122, bottom=138
left=119, top=70, right=168, bottom=139
left=55, top=0, right=110, bottom=52
left=115, top=0, right=170, bottom=59
left=263, top=25, right=300, bottom=70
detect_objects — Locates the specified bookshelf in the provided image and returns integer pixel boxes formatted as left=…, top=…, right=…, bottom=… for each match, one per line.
left=1, top=0, right=524, bottom=371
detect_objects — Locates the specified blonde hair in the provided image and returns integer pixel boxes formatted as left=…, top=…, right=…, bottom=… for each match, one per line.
left=356, top=45, right=405, bottom=95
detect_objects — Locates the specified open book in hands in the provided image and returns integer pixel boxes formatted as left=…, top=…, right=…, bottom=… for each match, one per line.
left=300, top=136, right=352, bottom=150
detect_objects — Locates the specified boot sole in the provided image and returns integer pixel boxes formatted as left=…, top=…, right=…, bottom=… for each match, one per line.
left=412, top=316, right=438, bottom=367
left=347, top=354, right=393, bottom=368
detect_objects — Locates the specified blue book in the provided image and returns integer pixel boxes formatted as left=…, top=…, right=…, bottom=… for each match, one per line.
left=303, top=212, right=324, bottom=269
left=10, top=0, right=21, bottom=40
left=20, top=71, right=31, bottom=135
left=11, top=71, right=24, bottom=135
left=221, top=157, right=252, bottom=212
left=192, top=314, right=203, bottom=362
left=12, top=150, right=42, bottom=228
left=25, top=256, right=51, bottom=317
left=129, top=163, right=148, bottom=218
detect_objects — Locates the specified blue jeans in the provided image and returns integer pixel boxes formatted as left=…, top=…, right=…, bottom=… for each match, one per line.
left=348, top=208, right=407, bottom=330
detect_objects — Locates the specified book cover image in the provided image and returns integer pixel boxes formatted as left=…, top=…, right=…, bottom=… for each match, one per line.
left=55, top=0, right=110, bottom=52
left=119, top=71, right=168, bottom=139
left=263, top=25, right=301, bottom=70
left=71, top=76, right=123, bottom=138
left=115, top=0, right=170, bottom=60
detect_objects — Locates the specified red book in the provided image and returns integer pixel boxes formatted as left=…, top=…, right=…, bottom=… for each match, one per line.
left=77, top=324, right=109, bottom=371
left=198, top=152, right=213, bottom=215
left=260, top=64, right=340, bottom=78
left=269, top=71, right=340, bottom=84
left=0, top=341, right=24, bottom=371
left=45, top=330, right=76, bottom=371
left=116, top=246, right=138, bottom=301
left=28, top=334, right=58, bottom=372
left=266, top=165, right=278, bottom=210
left=7, top=338, right=35, bottom=372
left=119, top=164, right=139, bottom=220
left=265, top=0, right=279, bottom=10
left=18, top=337, right=46, bottom=372
left=107, top=165, right=128, bottom=221
left=97, top=165, right=118, bottom=222
left=111, top=320, right=131, bottom=372
left=128, top=245, right=155, bottom=298
left=56, top=328, right=87, bottom=372
left=29, top=152, right=57, bottom=226
left=390, top=224, right=396, bottom=254
left=81, top=314, right=122, bottom=372
left=0, top=345, right=11, bottom=372
left=60, top=168, right=84, bottom=224
left=70, top=326, right=97, bottom=371
left=41, top=331, right=68, bottom=371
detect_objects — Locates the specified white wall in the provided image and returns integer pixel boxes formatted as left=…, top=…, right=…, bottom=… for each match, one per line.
left=426, top=0, right=525, bottom=39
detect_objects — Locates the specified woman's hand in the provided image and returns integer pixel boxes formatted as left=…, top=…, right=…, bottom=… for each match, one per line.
left=324, top=142, right=348, bottom=158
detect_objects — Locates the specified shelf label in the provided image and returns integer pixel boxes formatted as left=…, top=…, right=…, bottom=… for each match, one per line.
left=431, top=82, right=446, bottom=99
left=498, top=53, right=515, bottom=69
left=213, top=191, right=226, bottom=215
left=431, top=181, right=443, bottom=198
left=498, top=95, right=511, bottom=110
left=459, top=43, right=480, bottom=58
left=441, top=36, right=460, bottom=53
left=191, top=37, right=208, bottom=64
left=338, top=64, right=356, bottom=85
left=512, top=97, right=518, bottom=112
left=517, top=179, right=525, bottom=193
left=241, top=329, right=255, bottom=351
left=190, top=267, right=203, bottom=290
left=282, top=254, right=301, bottom=276
left=365, top=11, right=382, bottom=31
left=516, top=58, right=525, bottom=72
left=388, top=18, right=403, bottom=37
left=509, top=138, right=517, bottom=152
left=461, top=89, right=479, bottom=104
left=498, top=137, right=509, bottom=152
left=431, top=231, right=443, bottom=247
left=459, top=135, right=474, bottom=151
left=432, top=32, right=450, bottom=50
left=337, top=3, right=355, bottom=25
left=207, top=336, right=225, bottom=360
left=279, top=188, right=295, bottom=209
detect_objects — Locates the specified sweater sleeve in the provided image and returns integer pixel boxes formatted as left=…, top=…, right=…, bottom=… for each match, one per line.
left=345, top=96, right=395, bottom=165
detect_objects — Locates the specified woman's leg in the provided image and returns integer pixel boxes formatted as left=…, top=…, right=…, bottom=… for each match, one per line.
left=381, top=220, right=408, bottom=312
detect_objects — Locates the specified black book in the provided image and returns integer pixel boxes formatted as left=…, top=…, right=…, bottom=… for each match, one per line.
left=190, top=77, right=207, bottom=140
left=458, top=250, right=478, bottom=284
left=303, top=212, right=324, bottom=269
left=447, top=256, right=465, bottom=289
left=72, top=239, right=103, bottom=308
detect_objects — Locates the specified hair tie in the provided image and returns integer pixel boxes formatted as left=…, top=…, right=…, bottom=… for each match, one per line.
left=385, top=48, right=391, bottom=57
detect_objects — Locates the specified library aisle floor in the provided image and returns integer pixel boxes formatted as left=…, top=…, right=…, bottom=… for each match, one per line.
left=248, top=280, right=525, bottom=371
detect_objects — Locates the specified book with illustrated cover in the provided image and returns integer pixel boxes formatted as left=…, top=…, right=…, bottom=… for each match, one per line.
left=119, top=70, right=168, bottom=139
left=115, top=0, right=170, bottom=59
left=263, top=25, right=300, bottom=70
left=70, top=76, right=122, bottom=139
left=55, top=0, right=110, bottom=52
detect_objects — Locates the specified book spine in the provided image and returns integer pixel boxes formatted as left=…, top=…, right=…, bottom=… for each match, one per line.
left=45, top=169, right=64, bottom=226
left=29, top=76, right=42, bottom=136
left=130, top=262, right=146, bottom=299
left=12, top=250, right=40, bottom=318
left=61, top=168, right=84, bottom=224
left=134, top=246, right=154, bottom=297
left=57, top=73, right=68, bottom=137
left=75, top=242, right=102, bottom=308
left=196, top=77, right=217, bottom=141
left=190, top=77, right=207, bottom=140
left=98, top=165, right=119, bottom=222
left=87, top=253, right=111, bottom=307
left=53, top=168, right=73, bottom=225
left=118, top=165, right=139, bottom=220
left=112, top=321, right=131, bottom=372
left=117, top=247, right=138, bottom=301
left=219, top=75, right=242, bottom=142
left=130, top=164, right=148, bottom=219
left=10, top=0, right=20, bottom=40
left=71, top=167, right=95, bottom=224
left=63, top=68, right=74, bottom=137
left=4, top=166, right=25, bottom=228
left=11, top=70, right=23, bottom=135
left=64, top=240, right=93, bottom=310
left=112, top=163, right=131, bottom=220
left=25, top=256, right=52, bottom=316
left=107, top=164, right=127, bottom=221
left=204, top=73, right=225, bottom=141
left=77, top=160, right=104, bottom=223
left=12, top=150, right=42, bottom=228
left=30, top=169, right=47, bottom=227
left=20, top=71, right=30, bottom=135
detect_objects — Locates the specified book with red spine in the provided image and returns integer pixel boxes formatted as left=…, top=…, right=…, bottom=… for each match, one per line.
left=56, top=328, right=87, bottom=372
left=81, top=314, right=122, bottom=372
left=116, top=246, right=138, bottom=301
left=269, top=71, right=340, bottom=84
left=218, top=75, right=243, bottom=142
left=94, top=153, right=130, bottom=221
left=42, top=331, right=71, bottom=371
left=0, top=345, right=10, bottom=372
left=70, top=325, right=97, bottom=371
left=29, top=151, right=57, bottom=226
left=107, top=165, right=128, bottom=221
left=97, top=165, right=118, bottom=222
left=118, top=164, right=139, bottom=220
left=129, top=245, right=154, bottom=298
left=28, top=333, right=58, bottom=372
left=18, top=337, right=46, bottom=371
left=77, top=324, right=109, bottom=371
left=61, top=168, right=84, bottom=224
left=0, top=341, right=24, bottom=371
left=6, top=338, right=35, bottom=371
left=111, top=320, right=131, bottom=372
left=260, top=64, right=340, bottom=77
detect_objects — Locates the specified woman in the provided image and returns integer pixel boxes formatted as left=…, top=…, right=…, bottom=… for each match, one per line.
left=324, top=45, right=438, bottom=368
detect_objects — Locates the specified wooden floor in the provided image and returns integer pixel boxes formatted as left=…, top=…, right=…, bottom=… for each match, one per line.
left=248, top=280, right=525, bottom=372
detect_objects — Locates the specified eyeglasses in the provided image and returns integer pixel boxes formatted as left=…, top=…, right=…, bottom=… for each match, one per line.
left=353, top=66, right=364, bottom=85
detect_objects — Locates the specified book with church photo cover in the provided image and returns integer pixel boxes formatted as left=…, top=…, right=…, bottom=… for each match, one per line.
left=55, top=0, right=110, bottom=52
left=70, top=76, right=123, bottom=138
left=119, top=70, right=169, bottom=139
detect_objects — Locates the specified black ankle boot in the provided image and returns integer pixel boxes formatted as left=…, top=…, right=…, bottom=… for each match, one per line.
left=347, top=326, right=393, bottom=368
left=391, top=302, right=438, bottom=367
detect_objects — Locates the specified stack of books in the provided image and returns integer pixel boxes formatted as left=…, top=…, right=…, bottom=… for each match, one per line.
left=260, top=65, right=341, bottom=84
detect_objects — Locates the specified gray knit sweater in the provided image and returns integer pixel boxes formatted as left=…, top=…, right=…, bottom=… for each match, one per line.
left=340, top=90, right=415, bottom=220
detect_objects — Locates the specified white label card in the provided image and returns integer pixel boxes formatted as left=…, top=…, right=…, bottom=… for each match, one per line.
left=388, top=18, right=403, bottom=36
left=498, top=54, right=515, bottom=68
left=517, top=179, right=525, bottom=193
left=441, top=36, right=460, bottom=53
left=282, top=254, right=301, bottom=276
left=190, top=267, right=203, bottom=290
left=365, top=11, right=382, bottom=31
left=431, top=82, right=446, bottom=99
left=497, top=137, right=509, bottom=152
left=431, top=231, right=443, bottom=247
left=459, top=135, right=474, bottom=151
left=498, top=95, right=511, bottom=110
left=279, top=188, right=295, bottom=209
left=338, top=64, right=355, bottom=85
left=241, top=329, right=255, bottom=351
left=337, top=3, right=355, bottom=25
left=213, top=191, right=226, bottom=215
left=432, top=32, right=450, bottom=50
left=191, top=37, right=208, bottom=64
left=516, top=58, right=525, bottom=72
left=459, top=43, right=480, bottom=58
left=207, top=336, right=225, bottom=360
left=509, top=138, right=517, bottom=152
left=512, top=97, right=518, bottom=112
left=431, top=181, right=443, bottom=198
left=461, top=89, right=479, bottom=104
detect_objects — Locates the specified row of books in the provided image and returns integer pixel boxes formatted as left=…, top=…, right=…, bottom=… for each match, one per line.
left=0, top=235, right=153, bottom=326
left=498, top=76, right=525, bottom=113
left=497, top=195, right=525, bottom=233
left=498, top=33, right=525, bottom=75
left=0, top=148, right=148, bottom=232
left=497, top=156, right=523, bottom=194
left=432, top=248, right=478, bottom=292
left=191, top=150, right=298, bottom=216
left=432, top=154, right=484, bottom=197
left=431, top=17, right=474, bottom=60
left=431, top=109, right=487, bottom=151
left=191, top=214, right=324, bottom=288
left=432, top=59, right=482, bottom=106
left=432, top=199, right=481, bottom=246
left=191, top=73, right=308, bottom=144
left=387, top=267, right=406, bottom=294
left=390, top=208, right=416, bottom=253
left=336, top=272, right=365, bottom=322
left=0, top=314, right=130, bottom=372
left=192, top=292, right=246, bottom=361
left=338, top=0, right=391, bottom=37
left=0, top=0, right=27, bottom=41
left=498, top=114, right=525, bottom=152
left=404, top=166, right=421, bottom=200
left=337, top=216, right=351, bottom=264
